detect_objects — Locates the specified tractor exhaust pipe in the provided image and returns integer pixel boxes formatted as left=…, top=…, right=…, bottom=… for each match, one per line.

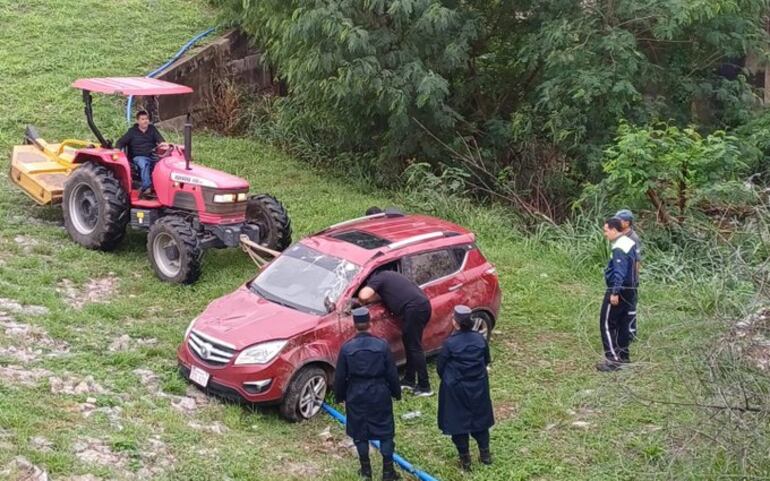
left=184, top=113, right=192, bottom=171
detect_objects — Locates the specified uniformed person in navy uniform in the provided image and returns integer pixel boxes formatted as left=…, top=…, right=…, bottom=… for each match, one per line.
left=437, top=305, right=495, bottom=471
left=597, top=217, right=639, bottom=372
left=334, top=307, right=402, bottom=481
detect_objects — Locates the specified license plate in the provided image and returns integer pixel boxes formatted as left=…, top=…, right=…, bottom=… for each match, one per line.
left=190, top=366, right=210, bottom=387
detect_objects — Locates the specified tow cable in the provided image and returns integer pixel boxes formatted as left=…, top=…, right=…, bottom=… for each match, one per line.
left=322, top=403, right=441, bottom=481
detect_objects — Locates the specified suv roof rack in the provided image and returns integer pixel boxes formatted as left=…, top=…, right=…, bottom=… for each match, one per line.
left=321, top=209, right=406, bottom=233
left=386, top=231, right=447, bottom=250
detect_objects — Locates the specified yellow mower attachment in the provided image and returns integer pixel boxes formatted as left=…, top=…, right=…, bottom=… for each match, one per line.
left=9, top=126, right=93, bottom=205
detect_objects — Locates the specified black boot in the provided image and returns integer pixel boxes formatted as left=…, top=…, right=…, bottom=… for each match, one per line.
left=382, top=460, right=401, bottom=480
left=459, top=452, right=472, bottom=472
left=358, top=457, right=372, bottom=480
left=479, top=448, right=492, bottom=465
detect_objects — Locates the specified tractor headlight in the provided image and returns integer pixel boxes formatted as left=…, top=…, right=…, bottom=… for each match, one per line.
left=213, top=193, right=237, bottom=203
left=237, top=193, right=248, bottom=202
left=234, top=340, right=287, bottom=365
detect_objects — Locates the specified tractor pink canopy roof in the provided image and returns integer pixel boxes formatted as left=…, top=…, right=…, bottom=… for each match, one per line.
left=72, top=77, right=193, bottom=96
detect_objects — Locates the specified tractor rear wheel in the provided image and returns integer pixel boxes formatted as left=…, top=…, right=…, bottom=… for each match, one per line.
left=62, top=162, right=129, bottom=251
left=147, top=216, right=203, bottom=284
left=246, top=194, right=292, bottom=251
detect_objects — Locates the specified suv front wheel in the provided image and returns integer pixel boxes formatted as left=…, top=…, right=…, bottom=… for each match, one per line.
left=280, top=366, right=327, bottom=422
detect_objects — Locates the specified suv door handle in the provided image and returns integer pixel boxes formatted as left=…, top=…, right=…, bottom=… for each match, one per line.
left=448, top=283, right=464, bottom=292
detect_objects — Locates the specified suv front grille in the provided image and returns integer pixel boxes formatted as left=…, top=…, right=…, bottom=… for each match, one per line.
left=188, top=330, right=236, bottom=366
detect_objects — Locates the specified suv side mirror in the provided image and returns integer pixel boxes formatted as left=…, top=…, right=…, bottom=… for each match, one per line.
left=324, top=295, right=337, bottom=314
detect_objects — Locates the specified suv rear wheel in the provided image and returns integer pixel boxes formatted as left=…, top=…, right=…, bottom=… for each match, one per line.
left=471, top=311, right=494, bottom=341
left=280, top=366, right=327, bottom=422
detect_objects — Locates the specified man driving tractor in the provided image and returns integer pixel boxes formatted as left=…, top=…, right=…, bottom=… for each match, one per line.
left=116, top=110, right=168, bottom=199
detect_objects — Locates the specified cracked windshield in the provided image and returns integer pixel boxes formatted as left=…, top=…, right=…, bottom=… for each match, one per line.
left=250, top=243, right=360, bottom=314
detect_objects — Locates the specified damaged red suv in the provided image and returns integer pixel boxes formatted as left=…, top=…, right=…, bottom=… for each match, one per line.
left=177, top=211, right=501, bottom=421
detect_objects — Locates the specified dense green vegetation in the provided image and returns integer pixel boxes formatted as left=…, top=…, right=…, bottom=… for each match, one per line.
left=216, top=0, right=770, bottom=219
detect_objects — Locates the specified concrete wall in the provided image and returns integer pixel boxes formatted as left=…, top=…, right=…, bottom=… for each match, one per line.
left=135, top=30, right=276, bottom=130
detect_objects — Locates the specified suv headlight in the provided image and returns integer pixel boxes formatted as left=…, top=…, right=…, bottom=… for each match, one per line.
left=234, top=340, right=287, bottom=365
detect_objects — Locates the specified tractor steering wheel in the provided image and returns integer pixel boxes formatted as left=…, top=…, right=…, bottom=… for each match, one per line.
left=156, top=144, right=175, bottom=159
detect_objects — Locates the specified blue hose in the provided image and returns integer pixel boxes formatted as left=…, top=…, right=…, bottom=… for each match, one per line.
left=322, top=403, right=441, bottom=481
left=126, top=27, right=216, bottom=124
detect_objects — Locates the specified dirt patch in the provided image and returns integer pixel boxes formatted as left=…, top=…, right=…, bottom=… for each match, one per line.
left=0, top=365, right=53, bottom=387
left=29, top=436, right=53, bottom=452
left=13, top=235, right=39, bottom=254
left=728, top=306, right=770, bottom=371
left=135, top=437, right=176, bottom=479
left=494, top=401, right=519, bottom=422
left=73, top=436, right=174, bottom=480
left=0, top=318, right=69, bottom=359
left=281, top=459, right=324, bottom=479
left=49, top=375, right=108, bottom=395
left=132, top=368, right=161, bottom=392
left=187, top=420, right=228, bottom=434
left=73, top=437, right=126, bottom=469
left=77, top=398, right=123, bottom=431
left=0, top=456, right=48, bottom=481
left=171, top=386, right=212, bottom=414
left=57, top=275, right=119, bottom=310
left=0, top=299, right=49, bottom=317
left=304, top=426, right=357, bottom=460
left=108, top=335, right=157, bottom=352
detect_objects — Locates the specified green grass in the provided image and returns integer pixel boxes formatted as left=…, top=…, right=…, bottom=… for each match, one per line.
left=0, top=1, right=767, bottom=480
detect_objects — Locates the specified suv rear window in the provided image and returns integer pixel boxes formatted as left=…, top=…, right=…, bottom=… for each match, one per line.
left=331, top=230, right=390, bottom=249
left=405, top=249, right=461, bottom=286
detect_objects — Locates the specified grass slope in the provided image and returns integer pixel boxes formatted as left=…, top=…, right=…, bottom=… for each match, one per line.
left=0, top=1, right=760, bottom=480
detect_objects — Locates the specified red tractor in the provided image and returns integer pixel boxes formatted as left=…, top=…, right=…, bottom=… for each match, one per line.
left=9, top=77, right=291, bottom=284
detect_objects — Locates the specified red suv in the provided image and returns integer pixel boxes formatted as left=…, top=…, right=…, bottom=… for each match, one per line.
left=177, top=211, right=501, bottom=421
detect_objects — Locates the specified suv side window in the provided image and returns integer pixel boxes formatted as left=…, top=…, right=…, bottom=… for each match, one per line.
left=404, top=249, right=460, bottom=286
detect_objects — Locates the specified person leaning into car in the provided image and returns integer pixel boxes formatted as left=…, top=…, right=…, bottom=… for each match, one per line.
left=334, top=307, right=402, bottom=481
left=358, top=269, right=434, bottom=397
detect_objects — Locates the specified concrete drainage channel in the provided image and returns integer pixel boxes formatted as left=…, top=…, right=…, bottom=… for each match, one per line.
left=134, top=29, right=443, bottom=481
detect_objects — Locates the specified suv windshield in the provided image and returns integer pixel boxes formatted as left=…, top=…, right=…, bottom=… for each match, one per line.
left=250, top=243, right=360, bottom=315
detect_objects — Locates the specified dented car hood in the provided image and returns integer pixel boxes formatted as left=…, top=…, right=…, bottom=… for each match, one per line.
left=193, top=285, right=319, bottom=350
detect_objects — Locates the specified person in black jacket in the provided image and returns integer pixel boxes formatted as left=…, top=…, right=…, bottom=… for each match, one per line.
left=359, top=270, right=433, bottom=397
left=597, top=217, right=639, bottom=372
left=334, top=307, right=402, bottom=481
left=115, top=110, right=168, bottom=198
left=437, top=305, right=495, bottom=472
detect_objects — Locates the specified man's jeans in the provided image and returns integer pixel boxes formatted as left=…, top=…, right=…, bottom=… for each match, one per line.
left=133, top=156, right=154, bottom=191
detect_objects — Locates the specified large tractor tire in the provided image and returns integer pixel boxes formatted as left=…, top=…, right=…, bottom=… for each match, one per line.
left=280, top=366, right=327, bottom=422
left=62, top=162, right=129, bottom=251
left=147, top=216, right=203, bottom=284
left=246, top=194, right=292, bottom=252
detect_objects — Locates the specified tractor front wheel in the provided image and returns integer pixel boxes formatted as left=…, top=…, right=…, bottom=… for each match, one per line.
left=246, top=194, right=292, bottom=252
left=147, top=216, right=203, bottom=284
left=62, top=162, right=129, bottom=251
